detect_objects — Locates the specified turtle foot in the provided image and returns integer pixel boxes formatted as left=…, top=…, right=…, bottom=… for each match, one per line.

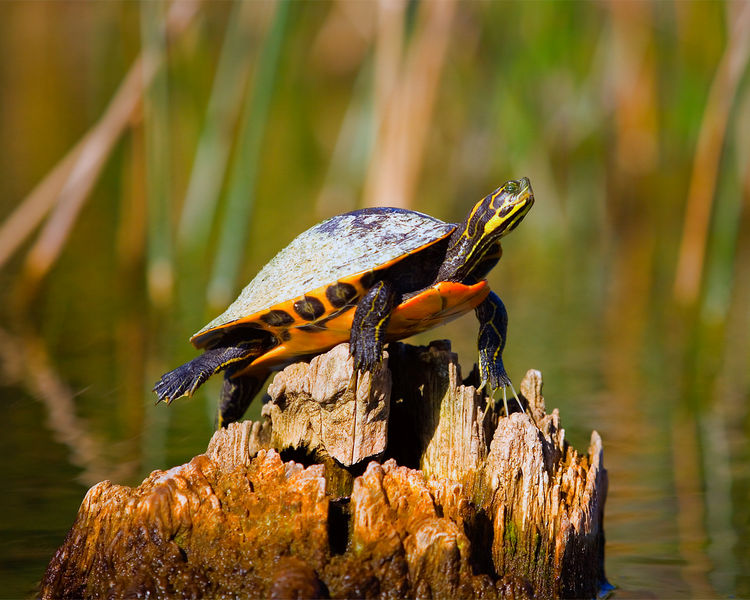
left=154, top=345, right=255, bottom=405
left=153, top=362, right=204, bottom=404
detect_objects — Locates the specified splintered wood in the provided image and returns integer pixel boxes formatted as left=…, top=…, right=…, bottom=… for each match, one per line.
left=42, top=341, right=608, bottom=599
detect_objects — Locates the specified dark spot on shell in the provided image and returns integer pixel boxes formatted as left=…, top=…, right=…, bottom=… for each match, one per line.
left=280, top=329, right=292, bottom=341
left=359, top=271, right=375, bottom=289
left=326, top=283, right=357, bottom=308
left=293, top=296, right=325, bottom=321
left=261, top=310, right=294, bottom=327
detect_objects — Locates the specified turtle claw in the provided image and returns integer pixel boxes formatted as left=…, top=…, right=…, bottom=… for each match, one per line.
left=506, top=381, right=524, bottom=414
left=489, top=383, right=510, bottom=418
left=495, top=381, right=539, bottom=427
left=478, top=372, right=524, bottom=418
left=477, top=353, right=516, bottom=417
left=350, top=331, right=388, bottom=375
left=500, top=387, right=510, bottom=419
left=152, top=355, right=220, bottom=404
left=153, top=370, right=192, bottom=405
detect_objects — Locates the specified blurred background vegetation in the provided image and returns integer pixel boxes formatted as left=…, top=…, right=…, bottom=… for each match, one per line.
left=1, top=0, right=749, bottom=597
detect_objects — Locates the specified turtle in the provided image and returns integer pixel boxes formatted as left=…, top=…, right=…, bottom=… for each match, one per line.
left=154, top=177, right=534, bottom=427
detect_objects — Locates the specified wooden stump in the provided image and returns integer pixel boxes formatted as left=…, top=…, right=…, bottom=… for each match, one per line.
left=41, top=341, right=608, bottom=599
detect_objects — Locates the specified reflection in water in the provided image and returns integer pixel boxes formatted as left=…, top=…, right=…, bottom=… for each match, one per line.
left=0, top=324, right=137, bottom=487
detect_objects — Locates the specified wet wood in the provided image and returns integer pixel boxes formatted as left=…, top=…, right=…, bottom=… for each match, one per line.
left=41, top=341, right=608, bottom=599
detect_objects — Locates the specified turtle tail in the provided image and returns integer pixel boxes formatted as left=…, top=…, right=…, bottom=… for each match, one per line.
left=153, top=344, right=259, bottom=404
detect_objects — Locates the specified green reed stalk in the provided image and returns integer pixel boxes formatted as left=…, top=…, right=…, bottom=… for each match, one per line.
left=141, top=0, right=173, bottom=309
left=177, top=0, right=255, bottom=257
left=206, top=0, right=291, bottom=311
left=140, top=0, right=172, bottom=471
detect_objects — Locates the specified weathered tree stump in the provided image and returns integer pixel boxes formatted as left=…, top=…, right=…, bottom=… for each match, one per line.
left=41, top=341, right=608, bottom=599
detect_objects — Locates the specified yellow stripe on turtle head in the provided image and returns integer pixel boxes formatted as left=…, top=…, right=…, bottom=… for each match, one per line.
left=450, top=178, right=534, bottom=279
left=481, top=177, right=534, bottom=240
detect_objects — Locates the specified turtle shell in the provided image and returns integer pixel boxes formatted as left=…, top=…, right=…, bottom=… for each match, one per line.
left=192, top=207, right=456, bottom=350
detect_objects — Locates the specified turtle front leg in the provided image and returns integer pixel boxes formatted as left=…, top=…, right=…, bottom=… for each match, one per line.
left=475, top=291, right=519, bottom=416
left=217, top=369, right=269, bottom=428
left=350, top=280, right=397, bottom=371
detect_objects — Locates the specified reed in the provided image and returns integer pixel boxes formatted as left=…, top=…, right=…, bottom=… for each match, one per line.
left=206, top=0, right=291, bottom=311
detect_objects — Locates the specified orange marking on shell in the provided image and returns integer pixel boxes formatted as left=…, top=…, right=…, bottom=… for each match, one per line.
left=234, top=308, right=357, bottom=376
left=191, top=277, right=369, bottom=348
left=189, top=229, right=455, bottom=349
left=232, top=280, right=490, bottom=378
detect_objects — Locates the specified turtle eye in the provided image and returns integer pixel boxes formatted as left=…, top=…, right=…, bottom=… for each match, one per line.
left=504, top=181, right=518, bottom=195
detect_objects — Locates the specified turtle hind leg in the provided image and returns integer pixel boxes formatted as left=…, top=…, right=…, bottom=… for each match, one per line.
left=217, top=369, right=270, bottom=428
left=153, top=344, right=259, bottom=405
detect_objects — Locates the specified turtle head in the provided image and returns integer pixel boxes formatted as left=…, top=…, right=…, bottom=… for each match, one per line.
left=438, top=178, right=534, bottom=282
left=474, top=177, right=534, bottom=241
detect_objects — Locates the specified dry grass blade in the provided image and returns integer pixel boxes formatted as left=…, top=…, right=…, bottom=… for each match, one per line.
left=313, top=1, right=376, bottom=217
left=363, top=0, right=456, bottom=208
left=0, top=142, right=83, bottom=271
left=314, top=65, right=374, bottom=218
left=21, top=55, right=159, bottom=291
left=15, top=0, right=200, bottom=297
left=673, top=1, right=750, bottom=306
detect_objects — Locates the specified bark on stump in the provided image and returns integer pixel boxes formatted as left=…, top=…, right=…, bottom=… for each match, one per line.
left=41, top=341, right=609, bottom=599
